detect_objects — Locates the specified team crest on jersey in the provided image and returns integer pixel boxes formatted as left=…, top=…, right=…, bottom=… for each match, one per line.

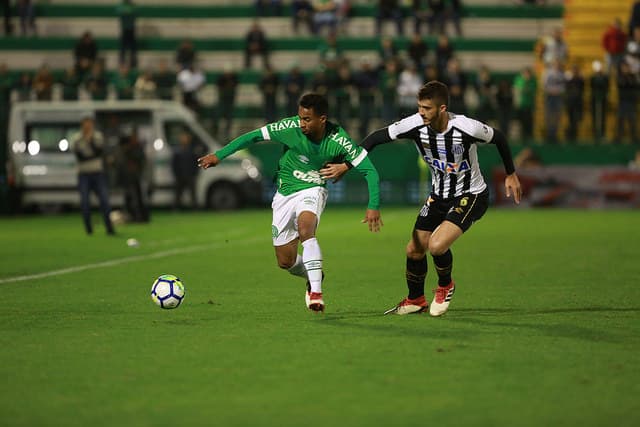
left=452, top=144, right=465, bottom=155
left=430, top=159, right=471, bottom=174
left=298, top=155, right=309, bottom=164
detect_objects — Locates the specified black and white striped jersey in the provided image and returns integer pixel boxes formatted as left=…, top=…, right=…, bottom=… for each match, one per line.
left=387, top=112, right=493, bottom=199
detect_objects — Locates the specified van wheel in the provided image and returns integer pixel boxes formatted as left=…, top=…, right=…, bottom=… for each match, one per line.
left=206, top=182, right=241, bottom=210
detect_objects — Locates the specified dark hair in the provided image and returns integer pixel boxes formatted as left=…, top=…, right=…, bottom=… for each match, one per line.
left=418, top=80, right=449, bottom=108
left=298, top=93, right=329, bottom=117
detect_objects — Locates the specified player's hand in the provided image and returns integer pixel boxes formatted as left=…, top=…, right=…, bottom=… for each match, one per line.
left=505, top=173, right=522, bottom=204
left=362, top=209, right=383, bottom=232
left=320, top=163, right=350, bottom=183
left=197, top=154, right=220, bottom=169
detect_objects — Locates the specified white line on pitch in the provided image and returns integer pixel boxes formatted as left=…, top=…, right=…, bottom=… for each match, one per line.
left=0, top=237, right=261, bottom=285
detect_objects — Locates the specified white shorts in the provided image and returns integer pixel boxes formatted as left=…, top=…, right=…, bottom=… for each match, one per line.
left=271, top=187, right=328, bottom=246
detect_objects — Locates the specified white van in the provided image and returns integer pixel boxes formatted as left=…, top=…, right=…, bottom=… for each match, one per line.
left=7, top=100, right=264, bottom=211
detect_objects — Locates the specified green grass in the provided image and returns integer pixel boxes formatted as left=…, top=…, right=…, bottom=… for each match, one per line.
left=1, top=208, right=639, bottom=427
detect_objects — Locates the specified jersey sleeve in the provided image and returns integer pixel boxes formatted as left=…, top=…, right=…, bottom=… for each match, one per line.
left=258, top=116, right=300, bottom=146
left=387, top=113, right=424, bottom=140
left=456, top=115, right=495, bottom=144
left=352, top=155, right=381, bottom=210
left=214, top=129, right=263, bottom=160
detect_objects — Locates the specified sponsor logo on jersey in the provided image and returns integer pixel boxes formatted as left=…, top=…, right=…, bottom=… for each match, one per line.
left=430, top=158, right=471, bottom=174
left=329, top=132, right=358, bottom=158
left=268, top=119, right=300, bottom=132
left=298, top=155, right=309, bottom=164
left=293, top=169, right=325, bottom=184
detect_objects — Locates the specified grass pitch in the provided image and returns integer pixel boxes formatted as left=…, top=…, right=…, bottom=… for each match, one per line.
left=1, top=208, right=639, bottom=427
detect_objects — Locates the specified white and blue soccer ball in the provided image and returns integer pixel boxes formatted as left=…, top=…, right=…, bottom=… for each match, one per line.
left=151, top=274, right=185, bottom=309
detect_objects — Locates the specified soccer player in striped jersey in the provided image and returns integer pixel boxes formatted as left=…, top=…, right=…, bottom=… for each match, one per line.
left=321, top=81, right=522, bottom=316
left=198, top=93, right=383, bottom=312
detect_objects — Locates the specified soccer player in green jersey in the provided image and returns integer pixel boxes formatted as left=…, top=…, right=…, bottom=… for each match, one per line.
left=198, top=93, right=382, bottom=312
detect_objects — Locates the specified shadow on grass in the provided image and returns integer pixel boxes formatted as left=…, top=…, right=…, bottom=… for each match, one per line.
left=447, top=306, right=640, bottom=343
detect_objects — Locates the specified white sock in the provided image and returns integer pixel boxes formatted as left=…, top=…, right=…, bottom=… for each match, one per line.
left=302, top=237, right=323, bottom=293
left=287, top=254, right=307, bottom=278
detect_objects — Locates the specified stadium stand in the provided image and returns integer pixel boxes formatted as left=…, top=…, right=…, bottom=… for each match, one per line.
left=0, top=0, right=564, bottom=135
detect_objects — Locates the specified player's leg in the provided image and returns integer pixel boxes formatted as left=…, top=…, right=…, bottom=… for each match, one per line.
left=428, top=221, right=461, bottom=316
left=296, top=188, right=327, bottom=311
left=385, top=197, right=445, bottom=315
left=429, top=189, right=489, bottom=316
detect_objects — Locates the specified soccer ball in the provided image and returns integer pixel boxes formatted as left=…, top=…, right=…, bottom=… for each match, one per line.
left=151, top=274, right=185, bottom=309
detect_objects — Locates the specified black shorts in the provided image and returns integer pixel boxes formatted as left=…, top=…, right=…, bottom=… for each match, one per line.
left=414, top=188, right=489, bottom=233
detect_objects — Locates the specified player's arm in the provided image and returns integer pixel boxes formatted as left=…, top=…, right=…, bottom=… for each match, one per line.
left=198, top=128, right=263, bottom=169
left=321, top=114, right=422, bottom=181
left=490, top=128, right=522, bottom=204
left=350, top=150, right=383, bottom=232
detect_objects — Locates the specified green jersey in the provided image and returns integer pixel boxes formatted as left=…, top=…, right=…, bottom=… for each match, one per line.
left=215, top=116, right=380, bottom=209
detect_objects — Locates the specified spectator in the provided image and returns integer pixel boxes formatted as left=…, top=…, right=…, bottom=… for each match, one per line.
left=625, top=26, right=640, bottom=73
left=376, top=0, right=404, bottom=37
left=495, top=79, right=514, bottom=137
left=116, top=0, right=137, bottom=68
left=377, top=36, right=399, bottom=66
left=335, top=0, right=351, bottom=35
left=112, top=63, right=135, bottom=100
left=175, top=39, right=196, bottom=71
left=542, top=60, right=565, bottom=143
left=474, top=65, right=495, bottom=125
left=513, top=67, right=537, bottom=142
left=244, top=20, right=270, bottom=69
left=540, top=27, right=569, bottom=67
left=589, top=60, right=609, bottom=142
left=615, top=60, right=639, bottom=144
left=312, top=0, right=338, bottom=36
left=177, top=62, right=205, bottom=112
left=74, top=31, right=98, bottom=80
left=259, top=65, right=280, bottom=123
left=14, top=71, right=32, bottom=101
left=71, top=113, right=116, bottom=235
left=0, top=63, right=12, bottom=153
left=423, top=62, right=439, bottom=82
left=60, top=66, right=80, bottom=100
left=117, top=129, right=149, bottom=222
left=283, top=64, right=305, bottom=115
left=154, top=59, right=175, bottom=100
left=379, top=59, right=399, bottom=122
left=17, top=0, right=35, bottom=37
left=86, top=61, right=108, bottom=101
left=628, top=0, right=640, bottom=36
left=442, top=57, right=467, bottom=114
left=397, top=62, right=423, bottom=118
left=134, top=68, right=157, bottom=100
left=353, top=57, right=378, bottom=139
left=1, top=0, right=12, bottom=36
left=331, top=61, right=353, bottom=129
left=32, top=64, right=53, bottom=101
left=291, top=0, right=314, bottom=35
left=310, top=67, right=330, bottom=97
left=564, top=64, right=585, bottom=142
left=427, top=0, right=447, bottom=35
left=216, top=64, right=239, bottom=140
left=435, top=34, right=454, bottom=76
left=446, top=0, right=463, bottom=37
left=407, top=33, right=429, bottom=70
left=602, top=18, right=627, bottom=74
left=319, top=33, right=343, bottom=66
left=171, top=129, right=203, bottom=210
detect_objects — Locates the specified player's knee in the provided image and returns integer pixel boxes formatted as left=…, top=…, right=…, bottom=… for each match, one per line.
left=428, top=239, right=448, bottom=256
left=406, top=242, right=426, bottom=260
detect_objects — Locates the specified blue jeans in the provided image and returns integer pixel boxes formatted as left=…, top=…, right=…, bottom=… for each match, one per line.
left=78, top=172, right=115, bottom=234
